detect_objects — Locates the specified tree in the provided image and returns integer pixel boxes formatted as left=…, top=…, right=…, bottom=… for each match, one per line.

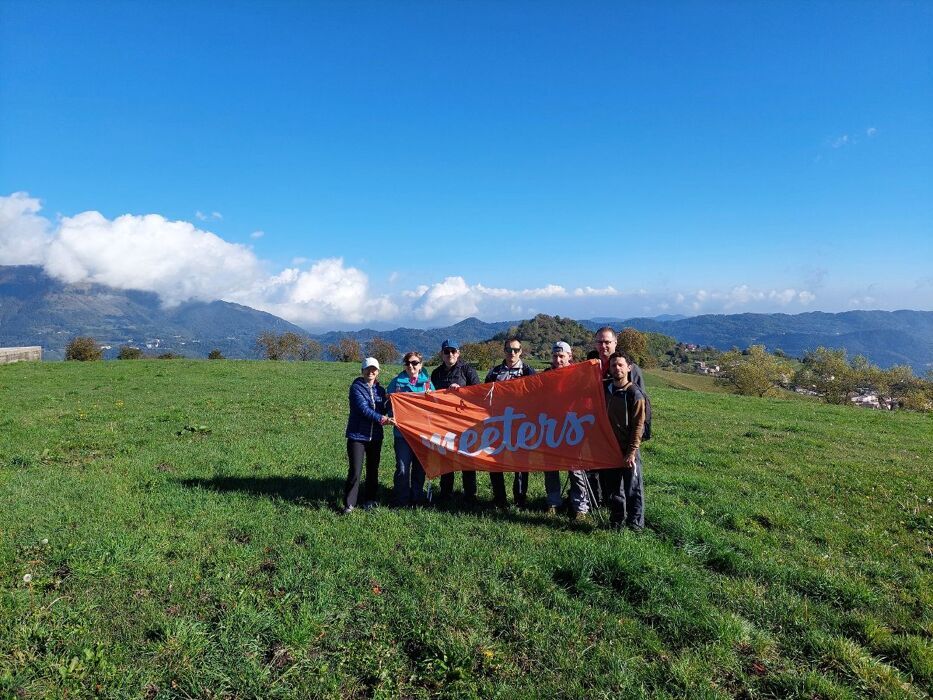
left=796, top=347, right=857, bottom=404
left=256, top=331, right=283, bottom=360
left=207, top=349, right=225, bottom=360
left=719, top=345, right=792, bottom=397
left=617, top=327, right=654, bottom=368
left=117, top=345, right=143, bottom=360
left=277, top=332, right=304, bottom=360
left=297, top=339, right=322, bottom=361
left=65, top=336, right=102, bottom=361
left=366, top=337, right=399, bottom=365
left=328, top=338, right=362, bottom=363
left=457, top=341, right=501, bottom=373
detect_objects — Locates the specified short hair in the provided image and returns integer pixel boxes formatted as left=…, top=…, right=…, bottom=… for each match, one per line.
left=608, top=350, right=634, bottom=365
left=503, top=337, right=522, bottom=350
left=402, top=350, right=423, bottom=364
left=594, top=326, right=616, bottom=338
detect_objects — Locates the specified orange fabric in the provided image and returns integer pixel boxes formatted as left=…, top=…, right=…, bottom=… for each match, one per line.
left=390, top=359, right=624, bottom=478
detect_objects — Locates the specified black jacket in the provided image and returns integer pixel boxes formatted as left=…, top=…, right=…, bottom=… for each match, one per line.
left=431, top=361, right=481, bottom=390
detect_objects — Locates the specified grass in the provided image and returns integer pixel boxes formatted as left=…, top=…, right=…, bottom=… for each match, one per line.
left=645, top=369, right=732, bottom=393
left=1, top=359, right=931, bottom=699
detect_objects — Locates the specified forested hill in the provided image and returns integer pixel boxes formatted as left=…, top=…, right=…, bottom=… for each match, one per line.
left=0, top=265, right=307, bottom=359
left=622, top=311, right=933, bottom=372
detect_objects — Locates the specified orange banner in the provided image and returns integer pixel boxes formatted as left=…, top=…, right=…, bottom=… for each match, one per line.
left=390, top=360, right=624, bottom=478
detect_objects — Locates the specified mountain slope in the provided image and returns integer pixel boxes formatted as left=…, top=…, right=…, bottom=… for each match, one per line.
left=622, top=311, right=933, bottom=372
left=0, top=265, right=306, bottom=359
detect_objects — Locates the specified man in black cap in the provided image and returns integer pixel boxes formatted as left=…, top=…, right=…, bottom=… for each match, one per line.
left=430, top=339, right=481, bottom=504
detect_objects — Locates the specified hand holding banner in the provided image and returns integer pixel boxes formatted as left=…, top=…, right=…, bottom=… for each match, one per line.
left=390, top=360, right=623, bottom=478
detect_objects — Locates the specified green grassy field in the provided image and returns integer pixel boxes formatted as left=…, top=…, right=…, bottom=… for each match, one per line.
left=1, top=360, right=931, bottom=699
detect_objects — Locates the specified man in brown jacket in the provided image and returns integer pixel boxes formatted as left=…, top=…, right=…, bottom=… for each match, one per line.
left=601, top=351, right=647, bottom=529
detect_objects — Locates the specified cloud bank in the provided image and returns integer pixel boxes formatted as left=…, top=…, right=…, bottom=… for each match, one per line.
left=1, top=192, right=831, bottom=328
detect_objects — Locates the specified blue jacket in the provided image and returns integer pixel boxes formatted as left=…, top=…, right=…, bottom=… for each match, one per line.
left=345, top=377, right=388, bottom=442
left=387, top=370, right=433, bottom=438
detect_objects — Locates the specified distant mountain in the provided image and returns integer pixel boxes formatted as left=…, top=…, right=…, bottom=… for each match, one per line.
left=621, top=311, right=933, bottom=373
left=3, top=265, right=929, bottom=372
left=0, top=265, right=306, bottom=359
left=311, top=317, right=515, bottom=356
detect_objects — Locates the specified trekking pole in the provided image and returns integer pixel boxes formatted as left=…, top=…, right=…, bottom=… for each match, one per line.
left=582, top=471, right=607, bottom=527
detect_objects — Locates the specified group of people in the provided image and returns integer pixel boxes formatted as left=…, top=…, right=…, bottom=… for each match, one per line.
left=342, top=327, right=648, bottom=529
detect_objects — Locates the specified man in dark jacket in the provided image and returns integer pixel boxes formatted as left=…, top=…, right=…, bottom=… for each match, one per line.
left=485, top=338, right=536, bottom=508
left=601, top=351, right=647, bottom=529
left=430, top=339, right=481, bottom=504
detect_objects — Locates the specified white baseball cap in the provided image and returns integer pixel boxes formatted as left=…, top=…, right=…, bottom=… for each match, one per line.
left=361, top=357, right=380, bottom=371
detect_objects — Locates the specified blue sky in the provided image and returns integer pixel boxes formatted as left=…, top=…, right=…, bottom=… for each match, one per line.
left=1, top=1, right=931, bottom=329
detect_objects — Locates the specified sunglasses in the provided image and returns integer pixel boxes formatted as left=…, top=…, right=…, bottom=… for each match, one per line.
left=404, top=360, right=422, bottom=366
left=443, top=348, right=458, bottom=354
left=506, top=347, right=522, bottom=354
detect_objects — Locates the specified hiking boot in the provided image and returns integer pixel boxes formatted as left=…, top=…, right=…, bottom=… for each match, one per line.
left=545, top=506, right=558, bottom=517
left=341, top=505, right=354, bottom=515
left=362, top=501, right=378, bottom=512
left=570, top=511, right=588, bottom=522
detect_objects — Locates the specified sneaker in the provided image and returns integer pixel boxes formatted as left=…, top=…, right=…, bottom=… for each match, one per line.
left=570, top=511, right=588, bottom=522
left=362, top=501, right=378, bottom=512
left=514, top=495, right=528, bottom=510
left=341, top=505, right=354, bottom=515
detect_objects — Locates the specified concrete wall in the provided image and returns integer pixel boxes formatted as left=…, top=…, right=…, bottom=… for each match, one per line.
left=0, top=346, right=42, bottom=364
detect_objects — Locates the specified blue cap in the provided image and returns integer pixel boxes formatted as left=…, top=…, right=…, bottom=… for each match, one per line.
left=441, top=339, right=459, bottom=351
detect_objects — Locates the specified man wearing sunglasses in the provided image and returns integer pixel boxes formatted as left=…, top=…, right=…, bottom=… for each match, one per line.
left=430, top=339, right=481, bottom=505
left=484, top=338, right=536, bottom=508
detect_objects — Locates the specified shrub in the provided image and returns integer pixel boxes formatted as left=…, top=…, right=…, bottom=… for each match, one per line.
left=118, top=345, right=144, bottom=360
left=207, top=349, right=225, bottom=360
left=65, top=336, right=102, bottom=361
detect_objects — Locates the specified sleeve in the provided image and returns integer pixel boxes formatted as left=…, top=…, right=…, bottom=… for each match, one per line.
left=524, top=365, right=537, bottom=376
left=624, top=393, right=646, bottom=459
left=465, top=364, right=481, bottom=386
left=430, top=366, right=441, bottom=387
left=349, top=383, right=384, bottom=424
left=484, top=367, right=496, bottom=383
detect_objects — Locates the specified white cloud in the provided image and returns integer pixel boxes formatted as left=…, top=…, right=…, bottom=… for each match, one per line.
left=250, top=230, right=265, bottom=239
left=211, top=211, right=223, bottom=220
left=0, top=192, right=836, bottom=328
left=245, top=258, right=397, bottom=325
left=44, top=211, right=262, bottom=306
left=831, top=134, right=851, bottom=148
left=573, top=285, right=619, bottom=297
left=866, top=127, right=877, bottom=137
left=0, top=192, right=51, bottom=265
left=195, top=210, right=223, bottom=221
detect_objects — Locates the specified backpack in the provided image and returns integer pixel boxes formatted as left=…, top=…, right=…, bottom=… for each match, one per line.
left=628, top=363, right=653, bottom=441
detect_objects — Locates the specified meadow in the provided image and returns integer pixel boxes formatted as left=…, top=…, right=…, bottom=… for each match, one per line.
left=1, top=359, right=930, bottom=699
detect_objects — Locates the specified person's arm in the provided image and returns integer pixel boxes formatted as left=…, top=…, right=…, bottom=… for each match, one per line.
left=623, top=394, right=647, bottom=466
left=465, top=364, right=480, bottom=386
left=484, top=366, right=497, bottom=383
left=349, top=383, right=385, bottom=424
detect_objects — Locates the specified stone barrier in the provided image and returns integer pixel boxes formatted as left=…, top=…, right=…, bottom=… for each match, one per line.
left=0, top=346, right=42, bottom=364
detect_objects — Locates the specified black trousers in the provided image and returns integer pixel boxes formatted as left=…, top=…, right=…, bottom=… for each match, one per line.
left=439, top=470, right=477, bottom=499
left=596, top=460, right=644, bottom=527
left=490, top=472, right=525, bottom=505
left=344, top=438, right=382, bottom=508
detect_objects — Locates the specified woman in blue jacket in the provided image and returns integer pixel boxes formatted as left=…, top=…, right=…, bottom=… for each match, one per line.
left=387, top=351, right=434, bottom=506
left=343, top=357, right=393, bottom=514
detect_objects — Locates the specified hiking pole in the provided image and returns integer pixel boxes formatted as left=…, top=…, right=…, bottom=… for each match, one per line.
left=582, top=471, right=607, bottom=527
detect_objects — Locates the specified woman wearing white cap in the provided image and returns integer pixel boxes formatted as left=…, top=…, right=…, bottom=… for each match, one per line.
left=342, top=357, right=393, bottom=514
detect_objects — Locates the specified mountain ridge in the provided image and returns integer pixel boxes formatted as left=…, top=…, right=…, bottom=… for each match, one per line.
left=1, top=265, right=929, bottom=371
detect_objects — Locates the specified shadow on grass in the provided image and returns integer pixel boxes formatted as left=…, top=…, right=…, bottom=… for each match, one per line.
left=179, top=475, right=345, bottom=509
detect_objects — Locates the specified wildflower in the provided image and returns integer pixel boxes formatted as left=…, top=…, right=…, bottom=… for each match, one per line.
left=40, top=538, right=48, bottom=545
left=23, top=574, right=32, bottom=583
